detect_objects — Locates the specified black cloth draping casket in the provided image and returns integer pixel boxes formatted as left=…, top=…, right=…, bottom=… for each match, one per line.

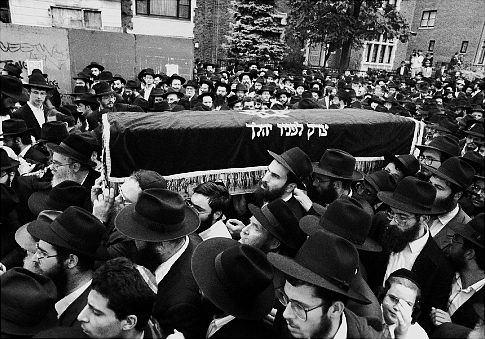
left=105, top=109, right=420, bottom=179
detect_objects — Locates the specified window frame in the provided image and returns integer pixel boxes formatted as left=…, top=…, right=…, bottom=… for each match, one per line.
left=428, top=40, right=435, bottom=52
left=420, top=10, right=437, bottom=28
left=135, top=0, right=191, bottom=20
left=50, top=6, right=102, bottom=29
left=460, top=41, right=469, bottom=54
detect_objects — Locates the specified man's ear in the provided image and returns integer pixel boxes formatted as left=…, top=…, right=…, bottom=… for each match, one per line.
left=333, top=180, right=343, bottom=190
left=212, top=211, right=222, bottom=222
left=464, top=248, right=475, bottom=261
left=121, top=315, right=137, bottom=331
left=327, top=301, right=345, bottom=319
left=71, top=162, right=81, bottom=172
left=267, top=237, right=281, bottom=251
left=420, top=215, right=430, bottom=225
left=285, top=182, right=297, bottom=193
left=453, top=191, right=463, bottom=201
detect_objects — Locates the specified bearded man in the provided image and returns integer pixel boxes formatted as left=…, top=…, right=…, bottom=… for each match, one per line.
left=363, top=176, right=453, bottom=333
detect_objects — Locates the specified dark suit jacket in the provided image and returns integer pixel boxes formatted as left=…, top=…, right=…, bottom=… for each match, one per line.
left=450, top=285, right=484, bottom=329
left=23, top=145, right=49, bottom=168
left=345, top=308, right=387, bottom=338
left=209, top=318, right=275, bottom=338
left=58, top=284, right=91, bottom=328
left=12, top=103, right=49, bottom=140
left=433, top=206, right=470, bottom=250
left=285, top=196, right=307, bottom=220
left=364, top=230, right=454, bottom=333
left=152, top=234, right=206, bottom=339
left=395, top=66, right=410, bottom=77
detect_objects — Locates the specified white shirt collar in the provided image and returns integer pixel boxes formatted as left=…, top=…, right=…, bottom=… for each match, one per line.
left=55, top=279, right=92, bottom=318
left=334, top=311, right=347, bottom=339
left=206, top=315, right=236, bottom=338
left=18, top=144, right=32, bottom=158
left=26, top=101, right=46, bottom=125
left=408, top=226, right=429, bottom=254
left=154, top=236, right=189, bottom=284
left=454, top=273, right=485, bottom=293
left=437, top=205, right=460, bottom=225
left=199, top=219, right=231, bottom=241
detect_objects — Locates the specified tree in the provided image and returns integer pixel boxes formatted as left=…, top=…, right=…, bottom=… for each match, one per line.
left=225, top=0, right=288, bottom=65
left=287, top=0, right=410, bottom=71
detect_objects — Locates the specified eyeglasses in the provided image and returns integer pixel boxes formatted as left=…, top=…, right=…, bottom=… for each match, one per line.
left=313, top=175, right=332, bottom=185
left=385, top=293, right=414, bottom=308
left=355, top=182, right=375, bottom=196
left=49, top=160, right=72, bottom=170
left=35, top=245, right=58, bottom=260
left=386, top=210, right=415, bottom=224
left=185, top=198, right=209, bottom=215
left=418, top=155, right=440, bottom=166
left=470, top=185, right=485, bottom=197
left=276, top=288, right=325, bottom=321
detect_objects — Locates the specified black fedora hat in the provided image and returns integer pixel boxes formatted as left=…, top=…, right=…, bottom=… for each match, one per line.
left=28, top=206, right=108, bottom=259
left=113, top=73, right=126, bottom=84
left=92, top=81, right=115, bottom=97
left=1, top=75, right=24, bottom=100
left=191, top=238, right=275, bottom=320
left=268, top=230, right=370, bottom=304
left=299, top=197, right=382, bottom=252
left=238, top=72, right=253, bottom=82
left=38, top=121, right=69, bottom=144
left=214, top=81, right=231, bottom=93
left=28, top=180, right=90, bottom=216
left=15, top=210, right=62, bottom=253
left=377, top=176, right=444, bottom=215
left=86, top=62, right=104, bottom=72
left=257, top=85, right=274, bottom=95
left=3, top=63, right=23, bottom=78
left=268, top=147, right=313, bottom=188
left=168, top=74, right=186, bottom=85
left=72, top=71, right=92, bottom=81
left=2, top=119, right=32, bottom=136
left=125, top=79, right=139, bottom=89
left=461, top=151, right=484, bottom=174
left=248, top=199, right=307, bottom=251
left=416, top=135, right=460, bottom=158
left=364, top=170, right=397, bottom=193
left=426, top=156, right=476, bottom=189
left=73, top=93, right=99, bottom=107
left=115, top=188, right=199, bottom=242
left=149, top=88, right=165, bottom=98
left=1, top=268, right=58, bottom=336
left=138, top=68, right=156, bottom=81
left=235, top=83, right=247, bottom=92
left=162, top=87, right=184, bottom=99
left=98, top=71, right=114, bottom=82
left=449, top=213, right=484, bottom=249
left=183, top=79, right=199, bottom=89
left=384, top=153, right=420, bottom=177
left=47, top=134, right=96, bottom=167
left=313, top=149, right=363, bottom=181
left=464, top=123, right=484, bottom=138
left=0, top=148, right=20, bottom=171
left=23, top=73, right=53, bottom=90
left=275, top=88, right=291, bottom=98
left=66, top=85, right=89, bottom=96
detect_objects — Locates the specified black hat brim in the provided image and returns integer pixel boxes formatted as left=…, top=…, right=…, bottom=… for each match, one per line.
left=312, top=163, right=363, bottom=181
left=46, top=143, right=96, bottom=168
left=191, top=238, right=275, bottom=320
left=377, top=191, right=445, bottom=215
left=267, top=252, right=370, bottom=304
left=115, top=203, right=199, bottom=242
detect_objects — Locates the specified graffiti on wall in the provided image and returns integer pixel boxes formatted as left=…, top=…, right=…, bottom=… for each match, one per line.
left=0, top=41, right=68, bottom=71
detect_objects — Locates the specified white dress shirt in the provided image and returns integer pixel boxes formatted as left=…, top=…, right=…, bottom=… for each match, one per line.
left=333, top=311, right=348, bottom=339
left=206, top=315, right=235, bottom=338
left=448, top=273, right=485, bottom=316
left=154, top=236, right=189, bottom=284
left=27, top=101, right=46, bottom=127
left=55, top=279, right=92, bottom=318
left=18, top=144, right=32, bottom=158
left=199, top=220, right=232, bottom=241
left=429, top=205, right=459, bottom=237
left=384, top=228, right=429, bottom=285
left=386, top=322, right=428, bottom=339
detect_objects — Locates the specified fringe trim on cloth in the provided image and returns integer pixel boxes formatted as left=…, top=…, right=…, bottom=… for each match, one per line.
left=102, top=114, right=112, bottom=181
left=411, top=118, right=426, bottom=157
left=106, top=159, right=387, bottom=196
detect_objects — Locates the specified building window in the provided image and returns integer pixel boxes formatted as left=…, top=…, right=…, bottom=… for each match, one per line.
left=51, top=7, right=102, bottom=29
left=428, top=40, right=435, bottom=52
left=420, top=10, right=436, bottom=28
left=363, top=34, right=396, bottom=65
left=136, top=0, right=191, bottom=20
left=460, top=41, right=468, bottom=53
left=0, top=0, right=10, bottom=23
left=478, top=42, right=485, bottom=64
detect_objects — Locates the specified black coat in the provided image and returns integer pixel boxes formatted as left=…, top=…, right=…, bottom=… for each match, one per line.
left=450, top=286, right=484, bottom=329
left=12, top=103, right=49, bottom=140
left=209, top=318, right=275, bottom=338
left=58, top=285, right=91, bottom=328
left=152, top=234, right=206, bottom=339
left=363, top=229, right=454, bottom=333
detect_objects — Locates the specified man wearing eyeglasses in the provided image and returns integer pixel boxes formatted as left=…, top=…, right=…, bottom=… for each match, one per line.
left=363, top=176, right=454, bottom=333
left=415, top=135, right=460, bottom=181
left=267, top=230, right=409, bottom=338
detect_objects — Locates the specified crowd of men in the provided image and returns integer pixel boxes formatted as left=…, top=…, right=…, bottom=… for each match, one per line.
left=0, top=57, right=484, bottom=339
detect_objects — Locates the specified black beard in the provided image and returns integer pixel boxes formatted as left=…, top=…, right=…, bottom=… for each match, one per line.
left=415, top=170, right=432, bottom=182
left=448, top=251, right=467, bottom=271
left=253, top=182, right=287, bottom=203
left=308, top=183, right=339, bottom=206
left=434, top=193, right=456, bottom=213
left=381, top=221, right=421, bottom=253
left=198, top=212, right=215, bottom=233
left=135, top=243, right=161, bottom=273
left=10, top=142, right=21, bottom=155
left=37, top=261, right=68, bottom=298
left=113, top=87, right=123, bottom=94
